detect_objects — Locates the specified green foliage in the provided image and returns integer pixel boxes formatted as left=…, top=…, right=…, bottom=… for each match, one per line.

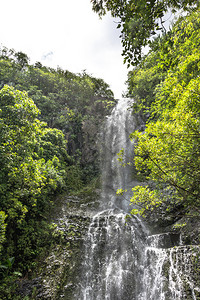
left=0, top=86, right=68, bottom=221
left=91, top=0, right=199, bottom=65
left=0, top=85, right=70, bottom=279
left=116, top=188, right=127, bottom=196
left=0, top=46, right=115, bottom=175
left=129, top=9, right=200, bottom=217
left=130, top=186, right=162, bottom=216
left=0, top=257, right=22, bottom=278
left=126, top=8, right=200, bottom=117
left=0, top=212, right=6, bottom=256
left=0, top=46, right=115, bottom=295
left=126, top=58, right=165, bottom=118
left=65, top=165, right=84, bottom=192
left=173, top=222, right=187, bottom=229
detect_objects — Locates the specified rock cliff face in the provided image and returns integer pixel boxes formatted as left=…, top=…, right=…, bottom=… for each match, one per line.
left=17, top=191, right=101, bottom=300
left=36, top=195, right=94, bottom=300
left=140, top=192, right=200, bottom=299
left=68, top=98, right=117, bottom=177
left=19, top=196, right=200, bottom=300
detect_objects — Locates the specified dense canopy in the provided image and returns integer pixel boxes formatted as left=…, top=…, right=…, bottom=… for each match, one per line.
left=0, top=48, right=116, bottom=294
left=125, top=9, right=200, bottom=218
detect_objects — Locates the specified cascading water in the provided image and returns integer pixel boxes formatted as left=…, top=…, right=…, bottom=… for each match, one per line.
left=100, top=98, right=139, bottom=211
left=78, top=210, right=146, bottom=300
left=139, top=238, right=200, bottom=299
left=76, top=98, right=146, bottom=300
left=76, top=99, right=200, bottom=300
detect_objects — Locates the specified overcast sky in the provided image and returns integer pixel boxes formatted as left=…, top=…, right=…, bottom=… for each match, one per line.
left=0, top=0, right=129, bottom=98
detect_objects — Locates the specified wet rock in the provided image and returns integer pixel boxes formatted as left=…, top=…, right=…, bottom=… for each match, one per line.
left=147, top=232, right=180, bottom=248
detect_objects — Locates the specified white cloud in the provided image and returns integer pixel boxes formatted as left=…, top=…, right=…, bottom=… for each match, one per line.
left=0, top=0, right=128, bottom=98
left=42, top=51, right=54, bottom=62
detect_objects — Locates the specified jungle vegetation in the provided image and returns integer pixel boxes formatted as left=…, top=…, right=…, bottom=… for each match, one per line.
left=0, top=49, right=115, bottom=297
left=123, top=9, right=200, bottom=219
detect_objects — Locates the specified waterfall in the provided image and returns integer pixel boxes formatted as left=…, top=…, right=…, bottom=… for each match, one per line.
left=100, top=98, right=139, bottom=211
left=76, top=99, right=200, bottom=300
left=78, top=210, right=146, bottom=300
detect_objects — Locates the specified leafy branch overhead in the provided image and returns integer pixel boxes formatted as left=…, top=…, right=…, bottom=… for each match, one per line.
left=91, top=0, right=199, bottom=66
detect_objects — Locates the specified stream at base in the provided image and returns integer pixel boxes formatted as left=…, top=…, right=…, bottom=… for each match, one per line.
left=75, top=99, right=199, bottom=300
